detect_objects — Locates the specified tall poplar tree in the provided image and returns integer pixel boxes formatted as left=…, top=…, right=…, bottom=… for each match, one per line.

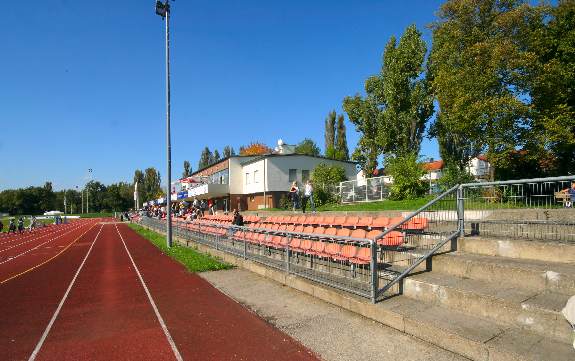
left=335, top=114, right=349, bottom=160
left=324, top=111, right=336, bottom=155
left=182, top=161, right=191, bottom=178
left=198, top=147, right=213, bottom=169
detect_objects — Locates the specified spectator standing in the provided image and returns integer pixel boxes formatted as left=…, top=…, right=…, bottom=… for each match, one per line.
left=17, top=217, right=24, bottom=234
left=302, top=180, right=316, bottom=213
left=564, top=181, right=575, bottom=208
left=8, top=219, right=16, bottom=233
left=289, top=181, right=300, bottom=212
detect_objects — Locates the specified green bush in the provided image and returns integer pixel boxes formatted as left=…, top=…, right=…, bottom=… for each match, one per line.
left=385, top=153, right=428, bottom=200
left=437, top=164, right=475, bottom=191
left=311, top=163, right=347, bottom=206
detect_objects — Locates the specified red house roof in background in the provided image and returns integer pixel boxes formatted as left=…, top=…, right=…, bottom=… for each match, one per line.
left=422, top=160, right=444, bottom=171
left=476, top=154, right=488, bottom=161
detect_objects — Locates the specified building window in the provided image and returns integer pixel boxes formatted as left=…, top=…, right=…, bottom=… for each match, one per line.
left=245, top=173, right=250, bottom=185
left=254, top=170, right=259, bottom=183
left=302, top=170, right=310, bottom=183
left=289, top=169, right=297, bottom=182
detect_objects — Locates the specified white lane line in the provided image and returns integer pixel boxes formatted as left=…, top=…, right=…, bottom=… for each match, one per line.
left=114, top=224, right=184, bottom=361
left=0, top=223, right=92, bottom=265
left=28, top=224, right=104, bottom=361
left=0, top=222, right=87, bottom=253
left=0, top=223, right=81, bottom=248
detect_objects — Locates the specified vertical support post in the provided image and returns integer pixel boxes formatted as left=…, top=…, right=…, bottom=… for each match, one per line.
left=365, top=179, right=369, bottom=202
left=352, top=182, right=355, bottom=203
left=216, top=233, right=219, bottom=250
left=243, top=237, right=247, bottom=260
left=164, top=0, right=173, bottom=248
left=457, top=186, right=465, bottom=237
left=370, top=240, right=378, bottom=303
left=286, top=236, right=292, bottom=273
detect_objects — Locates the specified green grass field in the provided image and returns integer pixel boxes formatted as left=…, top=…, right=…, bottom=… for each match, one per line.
left=128, top=223, right=232, bottom=273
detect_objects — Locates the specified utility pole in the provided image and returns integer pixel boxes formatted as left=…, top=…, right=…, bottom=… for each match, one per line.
left=156, top=0, right=173, bottom=247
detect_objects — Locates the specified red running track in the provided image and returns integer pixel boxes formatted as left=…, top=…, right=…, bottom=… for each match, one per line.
left=0, top=222, right=318, bottom=361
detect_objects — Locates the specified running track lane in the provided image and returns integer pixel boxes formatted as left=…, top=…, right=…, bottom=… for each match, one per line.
left=115, top=224, right=318, bottom=361
left=0, top=224, right=103, bottom=360
left=0, top=221, right=99, bottom=282
left=32, top=224, right=178, bottom=361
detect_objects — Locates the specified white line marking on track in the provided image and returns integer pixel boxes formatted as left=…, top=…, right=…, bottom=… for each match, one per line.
left=0, top=223, right=85, bottom=250
left=28, top=224, right=104, bottom=361
left=0, top=223, right=93, bottom=265
left=114, top=224, right=184, bottom=361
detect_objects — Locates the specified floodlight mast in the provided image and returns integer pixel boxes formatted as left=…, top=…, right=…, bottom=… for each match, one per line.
left=156, top=0, right=172, bottom=247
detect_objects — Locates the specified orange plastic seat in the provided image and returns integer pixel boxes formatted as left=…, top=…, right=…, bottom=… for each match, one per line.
left=324, top=227, right=338, bottom=236
left=404, top=217, right=428, bottom=230
left=367, top=230, right=382, bottom=240
left=296, top=215, right=307, bottom=224
left=333, top=216, right=347, bottom=227
left=294, top=225, right=305, bottom=233
left=321, top=216, right=335, bottom=227
left=303, top=225, right=315, bottom=234
left=336, top=228, right=351, bottom=238
left=309, top=241, right=327, bottom=256
left=289, top=237, right=303, bottom=252
left=351, top=246, right=372, bottom=265
left=340, top=244, right=358, bottom=260
left=313, top=226, right=326, bottom=235
left=357, top=216, right=373, bottom=228
left=343, top=216, right=359, bottom=228
left=310, top=216, right=323, bottom=225
left=350, top=229, right=367, bottom=239
left=289, top=216, right=299, bottom=224
left=371, top=217, right=389, bottom=229
left=388, top=217, right=404, bottom=230
left=377, top=231, right=404, bottom=246
left=325, top=242, right=345, bottom=260
left=300, top=239, right=313, bottom=253
left=286, top=225, right=296, bottom=232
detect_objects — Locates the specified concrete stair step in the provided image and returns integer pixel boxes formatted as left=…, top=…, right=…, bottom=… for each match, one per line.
left=403, top=273, right=573, bottom=343
left=378, top=296, right=574, bottom=361
left=458, top=236, right=575, bottom=264
left=432, top=252, right=575, bottom=295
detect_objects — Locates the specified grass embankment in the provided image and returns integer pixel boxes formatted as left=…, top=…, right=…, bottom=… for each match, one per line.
left=128, top=223, right=232, bottom=273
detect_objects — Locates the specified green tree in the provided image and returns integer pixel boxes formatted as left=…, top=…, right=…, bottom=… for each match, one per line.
left=377, top=25, right=433, bottom=157
left=213, top=150, right=221, bottom=163
left=198, top=147, right=213, bottom=169
left=335, top=114, right=350, bottom=160
left=428, top=0, right=537, bottom=177
left=143, top=167, right=162, bottom=202
left=294, top=138, right=321, bottom=156
left=222, top=145, right=236, bottom=158
left=385, top=154, right=427, bottom=200
left=324, top=111, right=336, bottom=155
left=343, top=96, right=380, bottom=176
left=182, top=161, right=191, bottom=178
left=344, top=24, right=432, bottom=174
left=527, top=0, right=575, bottom=175
left=310, top=163, right=348, bottom=206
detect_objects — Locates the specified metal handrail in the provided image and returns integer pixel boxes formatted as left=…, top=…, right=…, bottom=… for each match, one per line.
left=460, top=175, right=574, bottom=188
left=372, top=184, right=459, bottom=242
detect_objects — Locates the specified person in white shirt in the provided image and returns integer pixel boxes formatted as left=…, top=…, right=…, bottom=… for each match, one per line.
left=302, top=180, right=316, bottom=213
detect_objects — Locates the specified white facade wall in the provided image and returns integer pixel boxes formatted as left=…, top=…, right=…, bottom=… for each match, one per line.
left=468, top=158, right=491, bottom=178
left=421, top=170, right=442, bottom=181
left=242, top=159, right=266, bottom=194
left=264, top=156, right=356, bottom=192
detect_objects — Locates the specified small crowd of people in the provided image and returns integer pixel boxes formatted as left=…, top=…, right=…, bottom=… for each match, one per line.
left=289, top=179, right=316, bottom=213
left=1, top=216, right=41, bottom=234
left=141, top=197, right=222, bottom=222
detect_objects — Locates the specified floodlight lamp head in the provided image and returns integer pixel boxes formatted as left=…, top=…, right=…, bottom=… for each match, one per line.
left=155, top=1, right=168, bottom=18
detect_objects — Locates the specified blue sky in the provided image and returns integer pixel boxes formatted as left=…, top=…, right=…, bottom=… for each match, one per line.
left=0, top=0, right=444, bottom=191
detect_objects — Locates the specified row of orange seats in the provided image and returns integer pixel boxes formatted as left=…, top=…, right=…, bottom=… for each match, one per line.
left=245, top=223, right=403, bottom=246
left=233, top=229, right=373, bottom=265
left=263, top=215, right=427, bottom=231
left=202, top=214, right=261, bottom=223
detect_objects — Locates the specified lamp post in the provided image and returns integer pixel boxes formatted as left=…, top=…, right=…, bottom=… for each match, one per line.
left=86, top=168, right=93, bottom=214
left=155, top=0, right=173, bottom=247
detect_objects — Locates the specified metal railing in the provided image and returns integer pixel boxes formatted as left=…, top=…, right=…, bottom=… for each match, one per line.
left=459, top=176, right=575, bottom=242
left=138, top=216, right=376, bottom=299
left=136, top=175, right=575, bottom=304
left=371, top=185, right=460, bottom=301
left=339, top=176, right=390, bottom=203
